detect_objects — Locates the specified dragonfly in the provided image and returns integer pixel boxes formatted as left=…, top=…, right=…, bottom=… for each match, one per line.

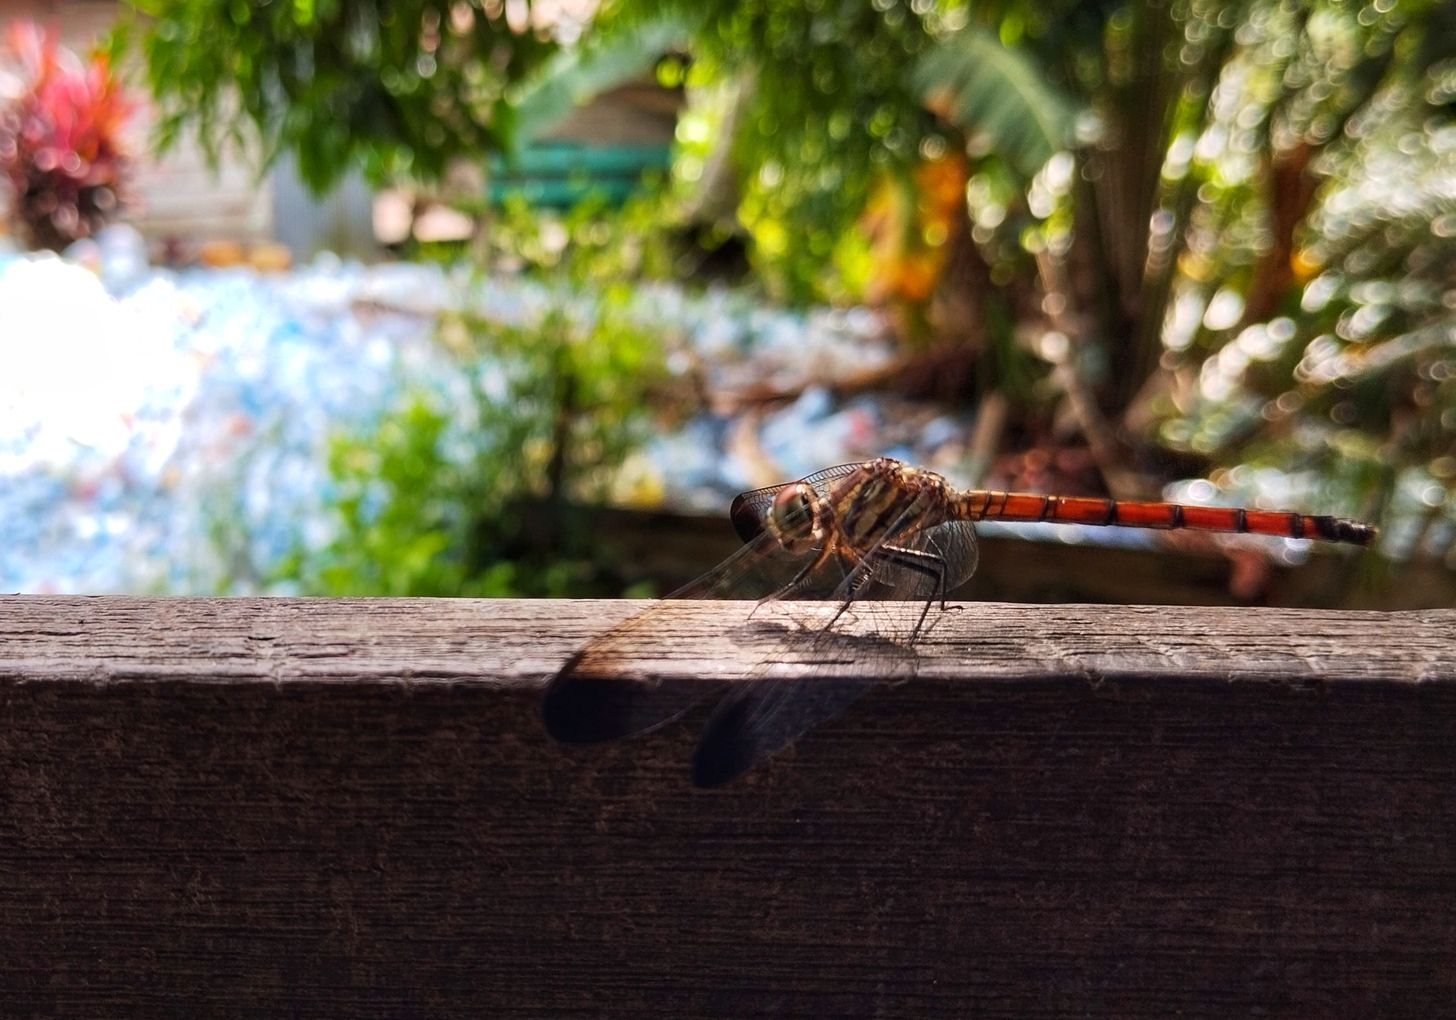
left=541, top=456, right=1377, bottom=787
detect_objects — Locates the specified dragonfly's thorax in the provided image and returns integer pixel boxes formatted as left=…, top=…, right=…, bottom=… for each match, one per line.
left=766, top=480, right=825, bottom=554
left=831, top=458, right=948, bottom=550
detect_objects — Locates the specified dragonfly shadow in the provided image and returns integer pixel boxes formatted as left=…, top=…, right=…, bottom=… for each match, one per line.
left=541, top=610, right=925, bottom=788
left=692, top=614, right=922, bottom=788
left=540, top=647, right=728, bottom=745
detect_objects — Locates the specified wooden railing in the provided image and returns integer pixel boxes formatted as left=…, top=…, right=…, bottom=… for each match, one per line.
left=2, top=595, right=1453, bottom=1017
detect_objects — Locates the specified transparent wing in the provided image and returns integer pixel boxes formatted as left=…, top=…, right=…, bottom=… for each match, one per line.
left=541, top=524, right=861, bottom=746
left=729, top=461, right=871, bottom=542
left=848, top=518, right=980, bottom=602
left=690, top=518, right=981, bottom=787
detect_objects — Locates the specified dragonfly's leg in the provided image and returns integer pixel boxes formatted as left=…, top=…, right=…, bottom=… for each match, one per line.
left=870, top=544, right=949, bottom=640
left=810, top=564, right=873, bottom=628
left=823, top=578, right=865, bottom=632
left=818, top=543, right=948, bottom=640
left=758, top=543, right=837, bottom=607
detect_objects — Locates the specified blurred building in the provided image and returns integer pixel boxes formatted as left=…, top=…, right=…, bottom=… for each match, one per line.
left=2, top=0, right=283, bottom=254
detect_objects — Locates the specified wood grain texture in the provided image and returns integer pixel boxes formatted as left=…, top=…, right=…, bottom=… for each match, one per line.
left=1, top=595, right=1454, bottom=1018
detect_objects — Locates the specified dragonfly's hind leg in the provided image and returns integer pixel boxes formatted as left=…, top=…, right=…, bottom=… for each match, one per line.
left=869, top=544, right=952, bottom=640
left=820, top=543, right=950, bottom=641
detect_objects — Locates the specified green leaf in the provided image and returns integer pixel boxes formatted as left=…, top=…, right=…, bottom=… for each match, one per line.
left=912, top=26, right=1078, bottom=178
left=509, top=13, right=695, bottom=147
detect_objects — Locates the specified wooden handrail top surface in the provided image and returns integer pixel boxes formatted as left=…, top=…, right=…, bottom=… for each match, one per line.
left=2, top=596, right=1451, bottom=687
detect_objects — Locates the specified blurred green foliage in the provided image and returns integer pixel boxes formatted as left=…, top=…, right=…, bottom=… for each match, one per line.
left=480, top=190, right=678, bottom=284
left=660, top=2, right=948, bottom=304
left=594, top=0, right=1453, bottom=539
left=595, top=1, right=1080, bottom=306
left=123, top=0, right=1454, bottom=565
left=113, top=0, right=557, bottom=190
left=1142, top=1, right=1456, bottom=537
left=273, top=287, right=665, bottom=597
left=272, top=395, right=494, bottom=596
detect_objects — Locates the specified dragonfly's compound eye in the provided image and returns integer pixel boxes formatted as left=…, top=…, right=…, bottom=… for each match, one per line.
left=768, top=482, right=820, bottom=552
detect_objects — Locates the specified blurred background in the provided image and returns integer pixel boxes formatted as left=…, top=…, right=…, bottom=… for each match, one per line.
left=0, top=0, right=1451, bottom=608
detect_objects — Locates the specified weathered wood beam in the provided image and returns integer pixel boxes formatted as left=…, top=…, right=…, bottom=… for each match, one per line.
left=1, top=596, right=1453, bottom=1017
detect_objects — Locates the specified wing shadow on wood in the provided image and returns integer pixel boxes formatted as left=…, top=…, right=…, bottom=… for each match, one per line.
left=543, top=612, right=924, bottom=788
left=692, top=616, right=922, bottom=787
left=540, top=648, right=728, bottom=745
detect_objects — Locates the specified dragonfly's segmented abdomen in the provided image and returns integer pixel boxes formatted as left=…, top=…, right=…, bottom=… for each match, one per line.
left=958, top=491, right=1377, bottom=545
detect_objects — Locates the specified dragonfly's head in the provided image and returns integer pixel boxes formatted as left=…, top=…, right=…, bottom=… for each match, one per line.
left=767, top=481, right=823, bottom=553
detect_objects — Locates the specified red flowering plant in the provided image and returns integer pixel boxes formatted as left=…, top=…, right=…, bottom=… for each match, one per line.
left=0, top=22, right=136, bottom=251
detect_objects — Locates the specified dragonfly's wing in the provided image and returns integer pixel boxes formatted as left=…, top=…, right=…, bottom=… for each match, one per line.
left=729, top=462, right=870, bottom=542
left=925, top=519, right=981, bottom=594
left=542, top=526, right=855, bottom=745
left=690, top=517, right=980, bottom=787
left=851, top=518, right=980, bottom=602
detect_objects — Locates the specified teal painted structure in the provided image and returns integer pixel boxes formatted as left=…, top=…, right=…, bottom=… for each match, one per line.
left=486, top=143, right=673, bottom=209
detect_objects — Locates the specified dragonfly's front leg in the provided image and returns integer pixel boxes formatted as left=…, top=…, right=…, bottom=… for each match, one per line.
left=748, top=541, right=839, bottom=621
